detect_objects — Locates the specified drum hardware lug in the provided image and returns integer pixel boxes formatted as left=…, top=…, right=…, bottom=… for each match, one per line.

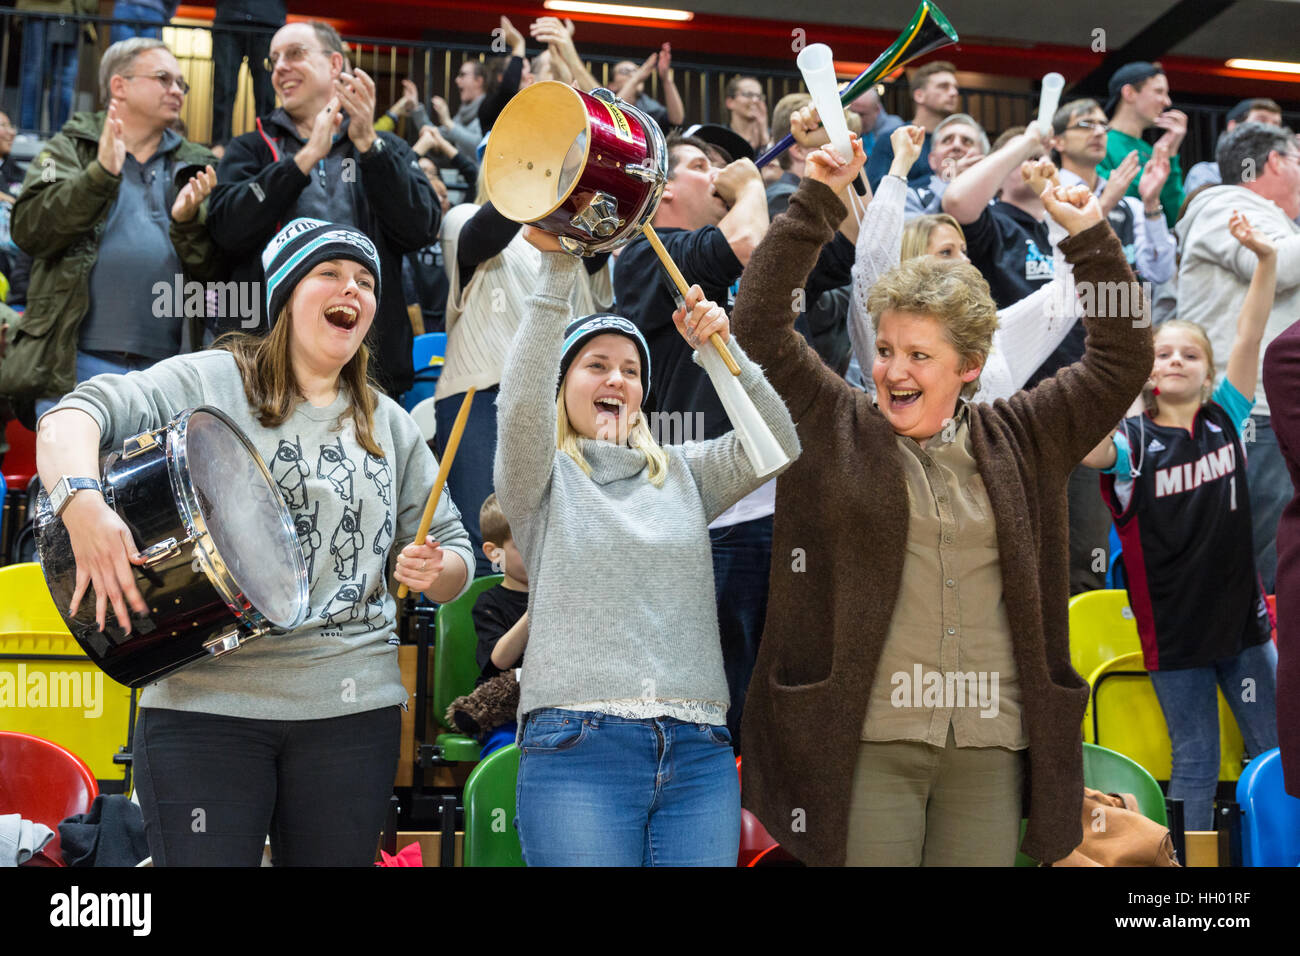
left=590, top=87, right=616, bottom=104
left=121, top=429, right=163, bottom=460
left=203, top=629, right=243, bottom=657
left=570, top=191, right=620, bottom=238
left=557, top=236, right=587, bottom=257
left=203, top=623, right=266, bottom=658
left=139, top=529, right=207, bottom=568
left=140, top=537, right=181, bottom=567
left=102, top=484, right=115, bottom=510
left=624, top=163, right=663, bottom=186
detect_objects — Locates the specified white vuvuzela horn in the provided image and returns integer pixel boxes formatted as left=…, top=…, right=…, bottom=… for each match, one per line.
left=797, top=44, right=853, bottom=162
left=696, top=341, right=791, bottom=480
left=1036, top=72, right=1065, bottom=138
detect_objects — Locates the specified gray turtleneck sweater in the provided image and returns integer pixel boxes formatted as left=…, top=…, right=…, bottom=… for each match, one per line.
left=494, top=254, right=801, bottom=722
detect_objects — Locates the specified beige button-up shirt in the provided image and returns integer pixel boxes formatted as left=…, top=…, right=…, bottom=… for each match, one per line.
left=861, top=404, right=1028, bottom=749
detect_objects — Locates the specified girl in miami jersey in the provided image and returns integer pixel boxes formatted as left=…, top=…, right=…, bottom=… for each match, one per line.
left=1082, top=210, right=1280, bottom=830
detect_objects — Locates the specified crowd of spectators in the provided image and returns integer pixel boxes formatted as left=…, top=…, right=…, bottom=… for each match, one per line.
left=0, top=7, right=1297, bottom=866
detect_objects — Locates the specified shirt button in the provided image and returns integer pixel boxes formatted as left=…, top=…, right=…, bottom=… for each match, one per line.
left=947, top=627, right=956, bottom=635
left=946, top=579, right=955, bottom=587
left=936, top=494, right=947, bottom=504
left=943, top=533, right=953, bottom=543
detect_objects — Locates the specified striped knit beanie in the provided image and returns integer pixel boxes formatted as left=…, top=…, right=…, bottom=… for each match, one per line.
left=261, top=218, right=382, bottom=322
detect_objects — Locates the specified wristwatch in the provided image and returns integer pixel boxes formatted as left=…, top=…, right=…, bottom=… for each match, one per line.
left=48, top=476, right=103, bottom=517
left=1144, top=203, right=1164, bottom=218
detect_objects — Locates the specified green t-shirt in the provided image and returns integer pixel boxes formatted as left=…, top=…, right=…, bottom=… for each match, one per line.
left=1097, top=128, right=1185, bottom=228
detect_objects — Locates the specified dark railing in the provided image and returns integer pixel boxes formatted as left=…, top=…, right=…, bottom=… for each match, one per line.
left=1, top=9, right=1292, bottom=169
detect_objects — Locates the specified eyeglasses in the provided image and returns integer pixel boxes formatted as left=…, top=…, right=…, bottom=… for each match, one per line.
left=264, top=44, right=324, bottom=72
left=732, top=91, right=765, bottom=101
left=123, top=71, right=189, bottom=95
left=1066, top=120, right=1109, bottom=133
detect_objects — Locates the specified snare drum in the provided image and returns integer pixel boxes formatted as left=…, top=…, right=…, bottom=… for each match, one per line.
left=484, top=82, right=667, bottom=255
left=36, top=407, right=309, bottom=688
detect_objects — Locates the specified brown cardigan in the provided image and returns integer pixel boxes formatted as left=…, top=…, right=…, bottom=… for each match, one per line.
left=734, top=179, right=1154, bottom=865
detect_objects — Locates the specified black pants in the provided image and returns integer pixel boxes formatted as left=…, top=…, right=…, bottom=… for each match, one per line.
left=1068, top=463, right=1113, bottom=595
left=210, top=25, right=277, bottom=146
left=711, top=514, right=773, bottom=755
left=133, top=706, right=401, bottom=866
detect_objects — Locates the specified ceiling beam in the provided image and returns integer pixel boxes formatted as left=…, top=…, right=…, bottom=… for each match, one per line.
left=1070, top=0, right=1239, bottom=97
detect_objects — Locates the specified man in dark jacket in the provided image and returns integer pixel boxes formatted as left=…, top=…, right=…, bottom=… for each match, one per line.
left=207, top=20, right=438, bottom=397
left=6, top=38, right=219, bottom=415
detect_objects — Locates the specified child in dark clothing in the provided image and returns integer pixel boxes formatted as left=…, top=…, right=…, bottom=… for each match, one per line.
left=448, top=493, right=529, bottom=755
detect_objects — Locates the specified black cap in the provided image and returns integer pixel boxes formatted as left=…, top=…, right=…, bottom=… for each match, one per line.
left=1105, top=62, right=1163, bottom=114
left=681, top=123, right=755, bottom=163
left=1226, top=99, right=1255, bottom=123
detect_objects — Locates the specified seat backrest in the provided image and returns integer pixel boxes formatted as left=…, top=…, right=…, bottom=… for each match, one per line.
left=0, top=732, right=99, bottom=826
left=3, top=418, right=37, bottom=486
left=1069, top=590, right=1142, bottom=685
left=462, top=743, right=524, bottom=867
left=1090, top=651, right=1247, bottom=784
left=432, top=575, right=504, bottom=731
left=1082, top=742, right=1168, bottom=825
left=0, top=562, right=69, bottom=636
left=1235, top=748, right=1300, bottom=866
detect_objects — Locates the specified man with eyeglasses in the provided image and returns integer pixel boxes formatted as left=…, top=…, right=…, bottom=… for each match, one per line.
left=207, top=19, right=439, bottom=398
left=210, top=0, right=286, bottom=151
left=4, top=38, right=220, bottom=416
left=1177, top=122, right=1300, bottom=596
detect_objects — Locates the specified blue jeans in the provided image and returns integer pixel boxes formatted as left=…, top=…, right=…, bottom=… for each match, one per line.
left=434, top=386, right=499, bottom=578
left=19, top=18, right=79, bottom=133
left=514, top=709, right=741, bottom=866
left=1148, top=640, right=1279, bottom=830
left=35, top=350, right=157, bottom=419
left=1246, top=416, right=1293, bottom=594
left=711, top=514, right=773, bottom=753
left=110, top=3, right=166, bottom=44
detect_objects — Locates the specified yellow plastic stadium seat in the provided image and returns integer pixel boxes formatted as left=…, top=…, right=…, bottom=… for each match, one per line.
left=1068, top=589, right=1143, bottom=692
left=1, top=564, right=134, bottom=784
left=1088, top=651, right=1247, bottom=783
left=0, top=562, right=68, bottom=636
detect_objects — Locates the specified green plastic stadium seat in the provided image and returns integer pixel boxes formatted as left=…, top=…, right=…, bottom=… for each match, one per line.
left=462, top=743, right=524, bottom=867
left=431, top=574, right=504, bottom=765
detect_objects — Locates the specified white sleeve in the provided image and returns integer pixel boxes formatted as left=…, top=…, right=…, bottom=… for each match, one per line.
left=1130, top=197, right=1176, bottom=285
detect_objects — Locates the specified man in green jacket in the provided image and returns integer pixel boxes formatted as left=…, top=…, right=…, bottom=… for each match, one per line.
left=1097, top=61, right=1187, bottom=229
left=6, top=37, right=220, bottom=415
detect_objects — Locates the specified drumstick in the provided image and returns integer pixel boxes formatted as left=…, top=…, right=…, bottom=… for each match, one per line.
left=396, top=386, right=476, bottom=599
left=641, top=223, right=742, bottom=376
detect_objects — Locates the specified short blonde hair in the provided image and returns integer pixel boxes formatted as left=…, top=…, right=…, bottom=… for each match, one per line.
left=866, top=256, right=999, bottom=399
left=556, top=381, right=669, bottom=487
left=900, top=213, right=966, bottom=262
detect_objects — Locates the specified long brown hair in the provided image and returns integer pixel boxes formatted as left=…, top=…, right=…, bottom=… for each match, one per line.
left=215, top=306, right=385, bottom=458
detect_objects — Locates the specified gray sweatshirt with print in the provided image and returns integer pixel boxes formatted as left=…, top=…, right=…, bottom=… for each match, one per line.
left=52, top=349, right=474, bottom=720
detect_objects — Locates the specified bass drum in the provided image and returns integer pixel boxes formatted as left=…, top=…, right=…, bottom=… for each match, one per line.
left=36, top=406, right=309, bottom=688
left=483, top=82, right=667, bottom=255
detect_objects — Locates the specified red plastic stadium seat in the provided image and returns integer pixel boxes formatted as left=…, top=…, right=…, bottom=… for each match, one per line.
left=1268, top=595, right=1277, bottom=645
left=0, top=732, right=99, bottom=866
left=3, top=418, right=37, bottom=488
